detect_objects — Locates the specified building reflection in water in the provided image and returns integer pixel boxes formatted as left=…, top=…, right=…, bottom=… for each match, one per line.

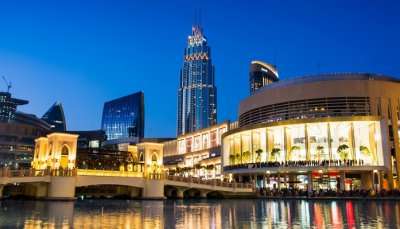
left=0, top=199, right=399, bottom=228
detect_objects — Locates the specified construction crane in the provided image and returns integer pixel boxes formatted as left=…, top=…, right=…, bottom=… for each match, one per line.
left=2, top=76, right=11, bottom=93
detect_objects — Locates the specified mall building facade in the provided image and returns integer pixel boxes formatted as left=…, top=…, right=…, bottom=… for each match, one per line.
left=222, top=73, right=400, bottom=192
left=164, top=122, right=230, bottom=180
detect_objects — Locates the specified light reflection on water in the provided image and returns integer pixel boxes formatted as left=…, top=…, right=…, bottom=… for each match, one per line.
left=0, top=199, right=399, bottom=228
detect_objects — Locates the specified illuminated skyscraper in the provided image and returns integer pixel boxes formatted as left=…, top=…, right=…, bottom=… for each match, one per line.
left=177, top=25, right=217, bottom=136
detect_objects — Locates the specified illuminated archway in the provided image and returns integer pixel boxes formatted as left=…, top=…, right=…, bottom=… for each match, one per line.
left=60, top=145, right=69, bottom=169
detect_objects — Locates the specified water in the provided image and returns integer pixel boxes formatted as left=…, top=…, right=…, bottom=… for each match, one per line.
left=0, top=199, right=399, bottom=228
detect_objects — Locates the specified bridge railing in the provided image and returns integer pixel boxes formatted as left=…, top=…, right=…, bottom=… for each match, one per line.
left=166, top=175, right=254, bottom=189
left=0, top=168, right=48, bottom=177
left=77, top=169, right=143, bottom=178
left=0, top=168, right=77, bottom=177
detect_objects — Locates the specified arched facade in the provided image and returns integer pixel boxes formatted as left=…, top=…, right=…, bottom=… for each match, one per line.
left=32, top=133, right=79, bottom=170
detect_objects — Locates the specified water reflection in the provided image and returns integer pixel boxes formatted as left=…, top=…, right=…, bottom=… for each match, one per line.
left=0, top=199, right=399, bottom=228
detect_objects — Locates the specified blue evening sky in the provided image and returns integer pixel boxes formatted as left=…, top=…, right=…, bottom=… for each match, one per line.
left=0, top=0, right=399, bottom=137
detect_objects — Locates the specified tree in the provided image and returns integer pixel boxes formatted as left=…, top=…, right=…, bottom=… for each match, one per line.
left=360, top=145, right=371, bottom=157
left=242, top=151, right=250, bottom=163
left=255, top=149, right=263, bottom=163
left=194, top=164, right=202, bottom=170
left=235, top=153, right=241, bottom=164
left=337, top=144, right=350, bottom=160
left=289, top=146, right=301, bottom=160
left=270, top=148, right=281, bottom=161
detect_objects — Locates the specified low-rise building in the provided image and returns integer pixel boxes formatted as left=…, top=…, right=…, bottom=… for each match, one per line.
left=222, top=73, right=400, bottom=192
left=163, top=122, right=231, bottom=180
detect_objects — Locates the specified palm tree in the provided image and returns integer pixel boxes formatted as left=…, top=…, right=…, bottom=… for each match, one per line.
left=235, top=153, right=241, bottom=164
left=270, top=148, right=281, bottom=162
left=255, top=149, right=263, bottom=163
left=242, top=151, right=250, bottom=163
left=359, top=145, right=371, bottom=156
left=289, top=146, right=301, bottom=161
left=337, top=144, right=350, bottom=160
left=206, top=164, right=214, bottom=170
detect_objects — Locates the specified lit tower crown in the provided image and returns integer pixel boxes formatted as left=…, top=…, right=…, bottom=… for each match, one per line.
left=177, top=25, right=217, bottom=136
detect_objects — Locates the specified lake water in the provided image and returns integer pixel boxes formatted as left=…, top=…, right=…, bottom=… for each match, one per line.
left=0, top=199, right=399, bottom=228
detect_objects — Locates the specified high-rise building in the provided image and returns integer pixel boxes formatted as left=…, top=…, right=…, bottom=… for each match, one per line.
left=101, top=92, right=144, bottom=141
left=0, top=92, right=51, bottom=168
left=0, top=92, right=28, bottom=122
left=249, top=60, right=279, bottom=95
left=177, top=25, right=217, bottom=136
left=42, top=102, right=66, bottom=132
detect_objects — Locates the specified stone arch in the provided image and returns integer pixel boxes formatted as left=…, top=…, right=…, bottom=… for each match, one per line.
left=61, top=145, right=69, bottom=156
left=75, top=184, right=143, bottom=199
left=151, top=154, right=158, bottom=162
left=60, top=144, right=70, bottom=169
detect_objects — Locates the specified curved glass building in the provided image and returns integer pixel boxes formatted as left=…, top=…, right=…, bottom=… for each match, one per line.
left=222, top=73, right=400, bottom=191
left=42, top=102, right=66, bottom=132
left=249, top=60, right=279, bottom=95
left=177, top=25, right=217, bottom=136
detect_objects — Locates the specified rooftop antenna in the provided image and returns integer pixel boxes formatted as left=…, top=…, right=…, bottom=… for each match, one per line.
left=2, top=76, right=11, bottom=93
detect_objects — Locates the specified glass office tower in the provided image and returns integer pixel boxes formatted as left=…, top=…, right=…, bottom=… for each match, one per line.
left=101, top=92, right=144, bottom=140
left=42, top=102, right=67, bottom=132
left=177, top=25, right=217, bottom=136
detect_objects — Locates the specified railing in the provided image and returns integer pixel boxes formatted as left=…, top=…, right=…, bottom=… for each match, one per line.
left=0, top=168, right=77, bottom=177
left=166, top=175, right=254, bottom=189
left=77, top=169, right=143, bottom=178
left=224, top=159, right=374, bottom=171
left=147, top=173, right=164, bottom=180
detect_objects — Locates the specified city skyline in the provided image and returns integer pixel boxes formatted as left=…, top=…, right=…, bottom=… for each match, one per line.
left=1, top=1, right=400, bottom=137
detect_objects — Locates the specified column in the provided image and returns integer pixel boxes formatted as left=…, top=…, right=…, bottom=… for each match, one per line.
left=390, top=102, right=400, bottom=188
left=327, top=123, right=332, bottom=160
left=305, top=124, right=310, bottom=161
left=339, top=171, right=346, bottom=191
left=284, top=174, right=288, bottom=189
left=361, top=172, right=373, bottom=190
left=379, top=171, right=385, bottom=191
left=307, top=172, right=313, bottom=194
left=277, top=173, right=281, bottom=190
left=48, top=176, right=76, bottom=200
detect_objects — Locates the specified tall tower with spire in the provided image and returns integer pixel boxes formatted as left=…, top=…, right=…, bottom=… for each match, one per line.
left=177, top=25, right=217, bottom=136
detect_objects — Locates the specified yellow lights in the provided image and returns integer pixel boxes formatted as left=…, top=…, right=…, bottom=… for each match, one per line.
left=77, top=169, right=143, bottom=178
left=223, top=118, right=384, bottom=167
left=32, top=133, right=79, bottom=170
